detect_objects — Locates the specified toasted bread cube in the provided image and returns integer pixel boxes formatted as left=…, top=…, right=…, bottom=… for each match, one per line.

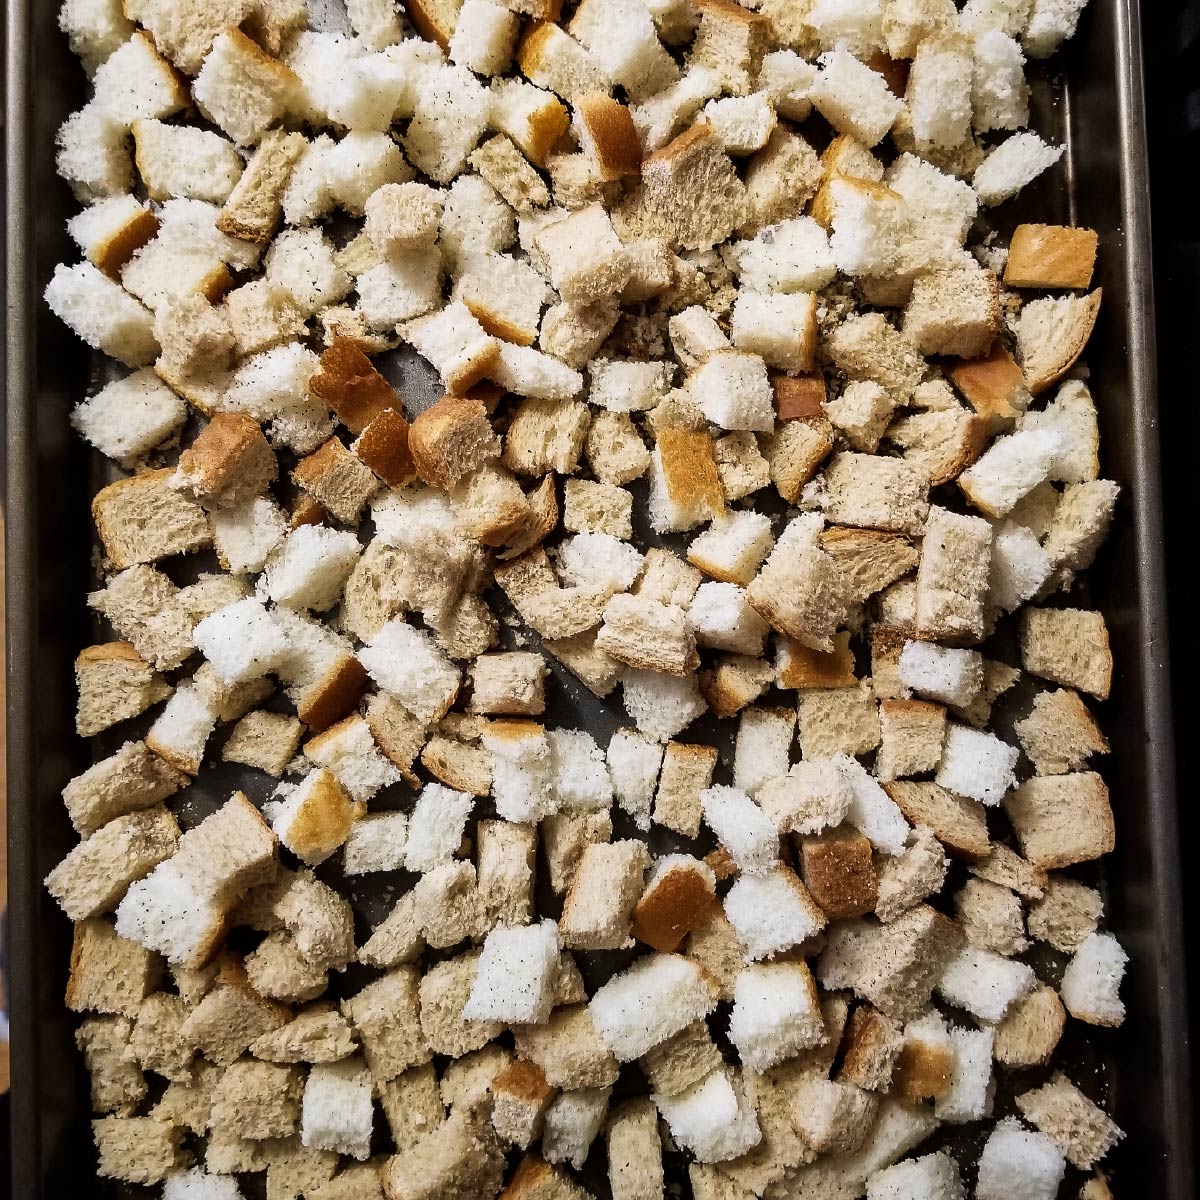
left=649, top=427, right=726, bottom=534
left=811, top=48, right=903, bottom=147
left=73, top=642, right=171, bottom=738
left=173, top=412, right=276, bottom=511
left=976, top=1119, right=1066, bottom=1200
left=67, top=194, right=159, bottom=281
left=935, top=723, right=1019, bottom=806
left=561, top=842, right=650, bottom=951
left=875, top=825, right=949, bottom=921
left=903, top=264, right=1002, bottom=359
left=489, top=1060, right=555, bottom=1149
left=1028, top=875, right=1102, bottom=952
left=267, top=769, right=359, bottom=867
left=67, top=918, right=161, bottom=1017
left=688, top=583, right=769, bottom=658
left=605, top=729, right=664, bottom=831
left=92, top=1116, right=182, bottom=1185
left=462, top=920, right=561, bottom=1024
left=1004, top=771, right=1114, bottom=871
left=76, top=1015, right=146, bottom=1115
left=799, top=826, right=878, bottom=919
left=405, top=302, right=503, bottom=396
left=898, top=641, right=983, bottom=708
left=1006, top=224, right=1098, bottom=289
left=131, top=118, right=243, bottom=207
left=630, top=854, right=716, bottom=954
left=937, top=945, right=1035, bottom=1024
left=654, top=1069, right=762, bottom=1163
left=690, top=350, right=775, bottom=432
left=192, top=29, right=298, bottom=146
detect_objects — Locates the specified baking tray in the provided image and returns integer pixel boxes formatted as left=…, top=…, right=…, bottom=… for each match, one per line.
left=5, top=0, right=1195, bottom=1195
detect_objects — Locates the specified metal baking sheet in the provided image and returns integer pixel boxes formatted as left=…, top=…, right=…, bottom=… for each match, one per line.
left=4, top=0, right=1194, bottom=1194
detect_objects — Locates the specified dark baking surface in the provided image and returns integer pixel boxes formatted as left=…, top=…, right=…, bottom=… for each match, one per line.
left=4, top=0, right=1197, bottom=1195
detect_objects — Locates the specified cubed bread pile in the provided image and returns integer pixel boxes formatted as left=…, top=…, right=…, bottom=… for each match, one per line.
left=45, top=0, right=1126, bottom=1196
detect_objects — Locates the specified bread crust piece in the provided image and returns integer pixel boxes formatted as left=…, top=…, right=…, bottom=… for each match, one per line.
left=883, top=780, right=990, bottom=861
left=1017, top=288, right=1103, bottom=395
left=310, top=337, right=402, bottom=435
left=773, top=373, right=826, bottom=420
left=657, top=426, right=726, bottom=519
left=217, top=129, right=307, bottom=243
left=93, top=208, right=161, bottom=278
left=631, top=860, right=716, bottom=952
left=1005, top=224, right=1099, bottom=290
left=576, top=92, right=644, bottom=180
left=946, top=340, right=1030, bottom=429
left=409, top=395, right=501, bottom=489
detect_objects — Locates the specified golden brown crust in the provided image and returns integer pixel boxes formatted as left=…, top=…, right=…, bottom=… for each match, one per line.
left=773, top=372, right=827, bottom=420
left=408, top=395, right=498, bottom=489
left=1022, top=288, right=1103, bottom=396
left=461, top=300, right=537, bottom=348
left=798, top=827, right=878, bottom=918
left=298, top=656, right=370, bottom=734
left=289, top=496, right=328, bottom=529
left=631, top=862, right=716, bottom=952
left=216, top=130, right=307, bottom=244
left=94, top=209, right=160, bottom=278
left=178, top=412, right=277, bottom=506
left=1004, top=224, right=1098, bottom=290
left=893, top=1037, right=954, bottom=1103
left=947, top=340, right=1028, bottom=429
left=355, top=408, right=417, bottom=489
left=401, top=0, right=461, bottom=49
left=776, top=631, right=857, bottom=690
left=309, top=337, right=401, bottom=435
left=576, top=93, right=643, bottom=181
left=76, top=641, right=147, bottom=668
left=493, top=1059, right=554, bottom=1104
left=522, top=100, right=571, bottom=167
left=284, top=769, right=358, bottom=862
left=658, top=426, right=725, bottom=518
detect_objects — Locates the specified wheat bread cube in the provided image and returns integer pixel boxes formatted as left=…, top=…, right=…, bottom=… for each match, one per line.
left=875, top=826, right=949, bottom=921
left=66, top=918, right=161, bottom=1018
left=380, top=1096, right=507, bottom=1200
left=416, top=951, right=500, bottom=1059
left=92, top=1116, right=184, bottom=1185
left=77, top=1012, right=147, bottom=1115
left=413, top=860, right=489, bottom=949
left=776, top=629, right=857, bottom=690
left=249, top=1004, right=358, bottom=1066
left=559, top=842, right=649, bottom=951
left=1004, top=771, right=1114, bottom=871
left=1019, top=606, right=1112, bottom=699
left=629, top=854, right=716, bottom=954
left=994, top=982, right=1067, bottom=1067
left=955, top=878, right=1029, bottom=955
left=489, top=1059, right=556, bottom=1149
left=1015, top=1073, right=1123, bottom=1170
left=876, top=699, right=947, bottom=781
left=502, top=397, right=589, bottom=475
left=837, top=1004, right=904, bottom=1092
left=74, top=641, right=172, bottom=737
left=798, top=826, right=879, bottom=919
left=1027, top=875, right=1102, bottom=952
left=605, top=1098, right=664, bottom=1200
left=62, top=738, right=187, bottom=837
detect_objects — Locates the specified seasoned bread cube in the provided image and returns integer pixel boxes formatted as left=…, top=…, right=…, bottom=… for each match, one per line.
left=811, top=48, right=904, bottom=147
left=1060, top=932, right=1127, bottom=1027
left=132, top=118, right=243, bottom=204
left=1019, top=606, right=1112, bottom=699
left=975, top=1119, right=1066, bottom=1200
left=67, top=195, right=159, bottom=278
left=193, top=30, right=299, bottom=146
left=724, top=864, right=826, bottom=960
left=464, top=919, right=561, bottom=1024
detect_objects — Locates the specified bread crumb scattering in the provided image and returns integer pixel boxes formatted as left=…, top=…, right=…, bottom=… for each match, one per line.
left=46, top=0, right=1123, bottom=1191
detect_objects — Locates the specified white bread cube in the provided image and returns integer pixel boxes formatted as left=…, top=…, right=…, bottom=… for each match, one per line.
left=973, top=130, right=1063, bottom=205
left=733, top=215, right=837, bottom=293
left=827, top=177, right=911, bottom=277
left=958, top=428, right=1063, bottom=517
left=306, top=714, right=403, bottom=803
left=264, top=525, right=362, bottom=612
left=536, top=204, right=632, bottom=307
left=44, top=262, right=157, bottom=367
left=898, top=642, right=984, bottom=708
left=343, top=812, right=410, bottom=874
left=1023, top=0, right=1088, bottom=58
left=209, top=496, right=288, bottom=575
left=654, top=1070, right=761, bottom=1163
left=606, top=729, right=664, bottom=830
left=549, top=729, right=615, bottom=812
left=885, top=153, right=979, bottom=245
left=938, top=946, right=1036, bottom=1023
left=668, top=306, right=730, bottom=369
left=463, top=919, right=560, bottom=1024
left=56, top=103, right=132, bottom=203
left=284, top=31, right=368, bottom=127
left=621, top=669, right=707, bottom=742
left=1020, top=379, right=1100, bottom=484
left=365, top=182, right=444, bottom=254
left=700, top=785, right=778, bottom=876
left=543, top=1087, right=611, bottom=1169
left=405, top=777, right=475, bottom=873
left=452, top=250, right=550, bottom=347
left=193, top=30, right=298, bottom=146
left=346, top=0, right=405, bottom=47
left=866, top=1151, right=964, bottom=1200
left=1060, top=932, right=1127, bottom=1027
left=280, top=134, right=335, bottom=226
left=959, top=0, right=1033, bottom=37
left=731, top=290, right=818, bottom=373
left=811, top=48, right=903, bottom=147
left=975, top=1119, right=1066, bottom=1200
left=588, top=358, right=674, bottom=413
left=689, top=350, right=774, bottom=432
left=935, top=723, right=1018, bottom=805
left=193, top=598, right=289, bottom=686
left=357, top=255, right=442, bottom=329
left=557, top=533, right=645, bottom=597
left=92, top=32, right=186, bottom=124
left=973, top=29, right=1030, bottom=132
left=570, top=0, right=680, bottom=99
left=324, top=131, right=413, bottom=214
left=67, top=194, right=157, bottom=276
left=758, top=49, right=817, bottom=120
left=589, top=953, right=717, bottom=1061
left=691, top=508, right=772, bottom=588
left=701, top=93, right=776, bottom=157
left=440, top=174, right=516, bottom=268
left=482, top=722, right=557, bottom=823
left=934, top=1026, right=994, bottom=1123
left=71, top=369, right=185, bottom=466
left=325, top=53, right=410, bottom=131
left=990, top=522, right=1054, bottom=610
left=405, top=65, right=492, bottom=183
left=358, top=619, right=461, bottom=723
left=725, top=865, right=827, bottom=960
left=300, top=1059, right=375, bottom=1160
left=729, top=961, right=824, bottom=1071
left=162, top=1168, right=243, bottom=1199
left=630, top=66, right=723, bottom=152
left=131, top=119, right=243, bottom=204
left=405, top=301, right=501, bottom=394
left=144, top=684, right=217, bottom=777
left=451, top=0, right=520, bottom=75
left=906, top=36, right=973, bottom=151
left=809, top=0, right=887, bottom=54
left=489, top=77, right=571, bottom=166
left=734, top=706, right=794, bottom=795
left=59, top=0, right=133, bottom=74
left=688, top=583, right=769, bottom=656
left=490, top=343, right=584, bottom=401
left=264, top=227, right=350, bottom=316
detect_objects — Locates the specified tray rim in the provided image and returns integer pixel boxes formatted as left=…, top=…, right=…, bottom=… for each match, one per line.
left=3, top=0, right=1193, bottom=1194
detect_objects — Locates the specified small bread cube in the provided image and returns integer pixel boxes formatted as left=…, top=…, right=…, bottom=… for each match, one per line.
left=811, top=48, right=903, bottom=146
left=403, top=63, right=492, bottom=181
left=994, top=982, right=1068, bottom=1068
left=571, top=0, right=681, bottom=98
left=264, top=524, right=362, bottom=612
left=934, top=723, right=1019, bottom=807
left=192, top=30, right=298, bottom=147
left=876, top=699, right=947, bottom=782
left=542, top=1086, right=611, bottom=1169
left=1019, top=607, right=1112, bottom=699
left=358, top=618, right=462, bottom=723
left=45, top=261, right=158, bottom=368
left=648, top=428, right=726, bottom=534
left=173, top=412, right=277, bottom=511
left=535, top=204, right=633, bottom=306
left=700, top=785, right=778, bottom=876
left=450, top=0, right=520, bottom=75
left=1028, top=876, right=1102, bottom=952
left=689, top=350, right=775, bottom=432
left=1005, top=223, right=1098, bottom=289
left=973, top=130, right=1064, bottom=206
left=402, top=783, right=474, bottom=874
left=903, top=264, right=1002, bottom=359
left=405, top=302, right=503, bottom=396
left=654, top=1069, right=761, bottom=1163
left=730, top=291, right=818, bottom=373
left=688, top=583, right=769, bottom=658
left=67, top=194, right=159, bottom=281
left=476, top=819, right=536, bottom=926
left=356, top=253, right=441, bottom=329
left=1060, top=932, right=1127, bottom=1027
left=561, top=842, right=650, bottom=951
left=1015, top=1073, right=1123, bottom=1171
left=898, top=641, right=983, bottom=708
left=866, top=1151, right=964, bottom=1200
left=267, top=769, right=359, bottom=867
left=490, top=1060, right=556, bottom=1149
left=958, top=427, right=1063, bottom=517
left=975, top=1119, right=1066, bottom=1200
left=607, top=729, right=664, bottom=831
left=74, top=642, right=171, bottom=737
left=799, top=826, right=878, bottom=920
left=300, top=1059, right=375, bottom=1161
left=92, top=1116, right=183, bottom=1185
left=131, top=118, right=242, bottom=206
left=66, top=918, right=161, bottom=1017
left=517, top=23, right=609, bottom=100
left=192, top=597, right=289, bottom=686
left=1004, top=772, right=1114, bottom=870
left=463, top=919, right=561, bottom=1024
left=724, top=865, right=827, bottom=960
left=937, top=945, right=1035, bottom=1023
left=729, top=961, right=824, bottom=1071
left=292, top=436, right=380, bottom=524
left=630, top=855, right=716, bottom=953
left=55, top=102, right=133, bottom=204
left=222, top=710, right=304, bottom=779
left=589, top=953, right=718, bottom=1062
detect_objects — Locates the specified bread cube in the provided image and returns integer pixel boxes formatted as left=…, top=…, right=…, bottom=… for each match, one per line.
left=571, top=0, right=680, bottom=98
left=1019, top=605, right=1111, bottom=699
left=729, top=961, right=824, bottom=1071
left=267, top=769, right=359, bottom=867
left=300, top=1059, right=375, bottom=1161
left=560, top=841, right=649, bottom=950
left=934, top=723, right=1019, bottom=806
left=973, top=130, right=1064, bottom=206
left=405, top=64, right=493, bottom=182
left=45, top=261, right=158, bottom=367
left=193, top=30, right=297, bottom=146
left=401, top=783, right=474, bottom=874
left=811, top=48, right=903, bottom=146
left=993, top=982, right=1066, bottom=1068
left=1015, top=1072, right=1124, bottom=1170
left=654, top=1070, right=761, bottom=1164
left=648, top=428, right=726, bottom=534
left=690, top=350, right=775, bottom=432
left=463, top=919, right=561, bottom=1024
left=1004, top=772, right=1114, bottom=870
left=730, top=291, right=818, bottom=373
left=131, top=118, right=242, bottom=205
left=724, top=865, right=827, bottom=960
left=1028, top=875, right=1102, bottom=951
left=937, top=945, right=1036, bottom=1023
left=866, top=1151, right=963, bottom=1200
left=975, top=1119, right=1066, bottom=1200
left=904, top=264, right=1002, bottom=358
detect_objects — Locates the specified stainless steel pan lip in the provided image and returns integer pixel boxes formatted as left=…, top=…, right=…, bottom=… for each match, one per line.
left=4, top=0, right=1193, bottom=1194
